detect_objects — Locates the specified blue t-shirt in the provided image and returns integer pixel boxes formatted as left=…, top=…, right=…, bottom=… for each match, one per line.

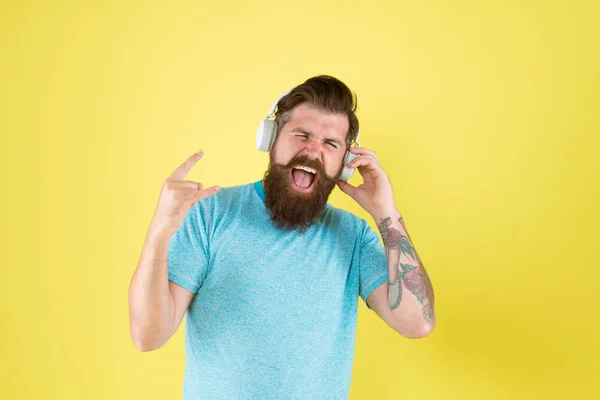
left=168, top=181, right=388, bottom=399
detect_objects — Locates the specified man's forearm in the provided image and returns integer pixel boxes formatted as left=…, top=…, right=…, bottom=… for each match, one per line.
left=128, top=229, right=176, bottom=351
left=373, top=209, right=436, bottom=329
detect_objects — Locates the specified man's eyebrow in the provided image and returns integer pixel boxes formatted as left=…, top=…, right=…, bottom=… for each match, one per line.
left=290, top=127, right=343, bottom=145
left=291, top=127, right=312, bottom=135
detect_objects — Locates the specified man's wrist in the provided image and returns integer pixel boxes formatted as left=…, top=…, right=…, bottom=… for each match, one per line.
left=370, top=208, right=402, bottom=225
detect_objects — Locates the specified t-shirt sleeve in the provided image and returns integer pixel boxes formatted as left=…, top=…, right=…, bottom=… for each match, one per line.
left=167, top=202, right=210, bottom=294
left=358, top=222, right=388, bottom=309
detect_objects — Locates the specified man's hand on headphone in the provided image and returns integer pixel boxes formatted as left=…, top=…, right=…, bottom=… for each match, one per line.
left=336, top=147, right=397, bottom=218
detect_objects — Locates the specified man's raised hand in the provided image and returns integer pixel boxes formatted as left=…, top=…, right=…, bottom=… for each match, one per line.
left=149, top=150, right=220, bottom=238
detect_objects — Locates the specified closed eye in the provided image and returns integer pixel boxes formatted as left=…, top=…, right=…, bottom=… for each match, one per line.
left=325, top=141, right=338, bottom=149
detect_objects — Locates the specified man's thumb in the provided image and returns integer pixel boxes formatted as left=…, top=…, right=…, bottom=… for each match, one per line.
left=336, top=180, right=354, bottom=197
left=199, top=185, right=221, bottom=199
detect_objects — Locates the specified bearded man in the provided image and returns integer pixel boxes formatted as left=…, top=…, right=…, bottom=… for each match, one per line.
left=128, top=75, right=436, bottom=399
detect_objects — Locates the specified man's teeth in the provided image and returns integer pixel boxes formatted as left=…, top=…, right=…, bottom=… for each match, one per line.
left=294, top=165, right=317, bottom=174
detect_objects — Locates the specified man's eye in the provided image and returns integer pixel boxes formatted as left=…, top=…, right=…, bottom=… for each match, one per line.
left=295, top=133, right=308, bottom=139
left=326, top=142, right=338, bottom=149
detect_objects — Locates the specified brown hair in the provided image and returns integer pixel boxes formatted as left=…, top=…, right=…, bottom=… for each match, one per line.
left=274, top=75, right=359, bottom=148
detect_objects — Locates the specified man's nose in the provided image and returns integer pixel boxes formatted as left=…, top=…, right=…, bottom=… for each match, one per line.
left=300, top=145, right=324, bottom=165
left=303, top=136, right=323, bottom=156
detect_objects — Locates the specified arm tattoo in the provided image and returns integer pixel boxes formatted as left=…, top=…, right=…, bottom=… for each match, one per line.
left=377, top=217, right=435, bottom=325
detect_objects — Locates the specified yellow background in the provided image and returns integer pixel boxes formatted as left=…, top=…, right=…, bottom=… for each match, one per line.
left=1, top=0, right=599, bottom=399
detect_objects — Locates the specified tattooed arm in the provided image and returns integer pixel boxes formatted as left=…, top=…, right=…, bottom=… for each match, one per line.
left=337, top=146, right=435, bottom=338
left=374, top=210, right=435, bottom=336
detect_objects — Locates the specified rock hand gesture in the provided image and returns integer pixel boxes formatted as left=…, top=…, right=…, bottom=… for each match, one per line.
left=149, top=150, right=220, bottom=239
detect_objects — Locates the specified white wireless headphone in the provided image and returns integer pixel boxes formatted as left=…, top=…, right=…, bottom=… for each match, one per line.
left=256, top=89, right=361, bottom=182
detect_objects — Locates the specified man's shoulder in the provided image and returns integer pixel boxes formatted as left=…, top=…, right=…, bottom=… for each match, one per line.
left=199, top=181, right=256, bottom=204
left=190, top=182, right=259, bottom=222
left=322, top=203, right=370, bottom=232
left=216, top=181, right=256, bottom=195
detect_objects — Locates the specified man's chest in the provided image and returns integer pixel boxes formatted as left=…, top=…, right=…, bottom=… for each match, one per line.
left=197, top=222, right=360, bottom=316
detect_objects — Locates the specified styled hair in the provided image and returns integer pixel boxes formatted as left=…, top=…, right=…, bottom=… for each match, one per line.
left=274, top=75, right=359, bottom=148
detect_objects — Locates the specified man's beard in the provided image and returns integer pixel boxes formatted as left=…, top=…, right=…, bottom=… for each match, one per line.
left=263, top=152, right=339, bottom=232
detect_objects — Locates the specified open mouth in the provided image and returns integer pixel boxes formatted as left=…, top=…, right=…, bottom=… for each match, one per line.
left=290, top=165, right=317, bottom=192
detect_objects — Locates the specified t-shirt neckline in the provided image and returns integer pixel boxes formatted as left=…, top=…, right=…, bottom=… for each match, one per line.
left=253, top=180, right=265, bottom=202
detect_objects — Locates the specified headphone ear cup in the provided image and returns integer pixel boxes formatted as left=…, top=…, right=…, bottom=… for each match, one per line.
left=256, top=119, right=278, bottom=152
left=338, top=151, right=359, bottom=182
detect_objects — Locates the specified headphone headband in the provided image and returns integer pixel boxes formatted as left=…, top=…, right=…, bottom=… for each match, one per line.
left=265, top=89, right=292, bottom=119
